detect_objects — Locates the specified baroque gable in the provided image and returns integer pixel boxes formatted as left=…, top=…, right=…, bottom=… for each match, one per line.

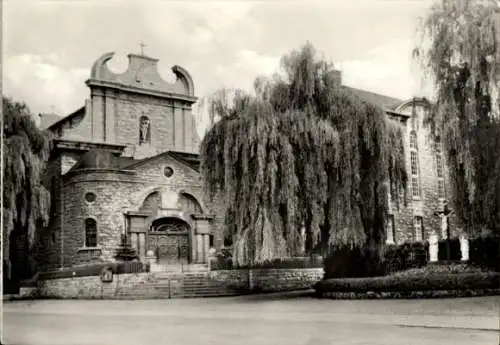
left=125, top=151, right=202, bottom=187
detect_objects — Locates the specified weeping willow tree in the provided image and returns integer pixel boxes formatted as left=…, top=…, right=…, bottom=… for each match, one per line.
left=200, top=43, right=407, bottom=267
left=414, top=0, right=500, bottom=236
left=3, top=97, right=52, bottom=281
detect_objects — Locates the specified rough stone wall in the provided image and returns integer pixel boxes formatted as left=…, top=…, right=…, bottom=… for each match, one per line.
left=56, top=105, right=90, bottom=141
left=59, top=154, right=211, bottom=268
left=208, top=269, right=250, bottom=289
left=248, top=268, right=324, bottom=292
left=33, top=157, right=63, bottom=271
left=62, top=172, right=142, bottom=267
left=37, top=273, right=153, bottom=299
left=88, top=89, right=199, bottom=155
left=208, top=268, right=324, bottom=293
left=389, top=106, right=456, bottom=244
left=35, top=268, right=323, bottom=299
left=34, top=150, right=86, bottom=271
left=207, top=193, right=228, bottom=251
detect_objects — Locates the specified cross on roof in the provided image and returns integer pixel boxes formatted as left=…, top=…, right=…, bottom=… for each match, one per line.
left=139, top=41, right=146, bottom=55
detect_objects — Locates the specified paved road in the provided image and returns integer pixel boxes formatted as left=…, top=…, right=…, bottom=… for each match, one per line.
left=2, top=292, right=499, bottom=345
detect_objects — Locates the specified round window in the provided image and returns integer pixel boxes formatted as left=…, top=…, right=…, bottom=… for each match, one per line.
left=85, top=192, right=97, bottom=203
left=164, top=166, right=174, bottom=178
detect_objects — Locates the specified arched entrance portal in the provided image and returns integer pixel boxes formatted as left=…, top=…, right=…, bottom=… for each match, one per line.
left=148, top=217, right=190, bottom=265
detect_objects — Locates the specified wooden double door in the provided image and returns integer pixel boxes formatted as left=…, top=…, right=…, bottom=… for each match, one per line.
left=147, top=218, right=190, bottom=265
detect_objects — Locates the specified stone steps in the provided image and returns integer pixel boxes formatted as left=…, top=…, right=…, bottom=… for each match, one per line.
left=111, top=271, right=244, bottom=299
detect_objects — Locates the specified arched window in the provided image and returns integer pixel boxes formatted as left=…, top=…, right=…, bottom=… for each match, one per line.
left=435, top=136, right=445, bottom=199
left=139, top=115, right=151, bottom=144
left=84, top=218, right=98, bottom=247
left=409, top=131, right=421, bottom=199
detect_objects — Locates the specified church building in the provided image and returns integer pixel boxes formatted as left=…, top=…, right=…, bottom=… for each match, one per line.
left=36, top=51, right=220, bottom=271
left=35, top=50, right=454, bottom=272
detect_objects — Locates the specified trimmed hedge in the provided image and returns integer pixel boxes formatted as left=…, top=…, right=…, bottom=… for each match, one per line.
left=323, top=235, right=500, bottom=279
left=438, top=238, right=461, bottom=261
left=432, top=236, right=499, bottom=270
left=210, top=255, right=323, bottom=271
left=469, top=236, right=500, bottom=271
left=38, top=261, right=150, bottom=281
left=323, top=242, right=429, bottom=279
left=384, top=241, right=429, bottom=274
left=314, top=272, right=500, bottom=293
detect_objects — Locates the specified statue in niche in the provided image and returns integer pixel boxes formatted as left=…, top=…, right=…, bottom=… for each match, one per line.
left=139, top=116, right=151, bottom=144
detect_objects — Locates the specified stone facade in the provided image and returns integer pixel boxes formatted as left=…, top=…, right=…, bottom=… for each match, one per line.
left=385, top=99, right=457, bottom=245
left=34, top=50, right=454, bottom=274
left=35, top=52, right=219, bottom=272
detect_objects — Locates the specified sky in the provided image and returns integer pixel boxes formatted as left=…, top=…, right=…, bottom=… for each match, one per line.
left=3, top=0, right=434, bottom=132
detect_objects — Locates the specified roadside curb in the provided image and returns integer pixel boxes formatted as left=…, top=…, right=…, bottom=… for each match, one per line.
left=314, top=288, right=500, bottom=299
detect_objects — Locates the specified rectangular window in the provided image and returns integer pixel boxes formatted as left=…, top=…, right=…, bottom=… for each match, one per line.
left=436, top=155, right=443, bottom=177
left=410, top=151, right=419, bottom=175
left=411, top=177, right=420, bottom=198
left=437, top=179, right=445, bottom=199
left=414, top=216, right=424, bottom=241
left=410, top=133, right=418, bottom=149
left=435, top=141, right=441, bottom=154
left=386, top=215, right=396, bottom=244
left=224, top=235, right=233, bottom=247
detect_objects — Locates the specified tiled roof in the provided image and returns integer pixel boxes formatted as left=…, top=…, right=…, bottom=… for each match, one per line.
left=343, top=86, right=404, bottom=111
left=116, top=156, right=137, bottom=169
left=48, top=106, right=85, bottom=131
left=70, top=149, right=120, bottom=170
left=168, top=151, right=200, bottom=172
left=39, top=113, right=62, bottom=129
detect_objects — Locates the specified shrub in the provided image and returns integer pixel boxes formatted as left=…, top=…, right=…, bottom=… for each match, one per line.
left=437, top=238, right=461, bottom=261
left=210, top=250, right=234, bottom=270
left=323, top=242, right=429, bottom=279
left=384, top=241, right=429, bottom=274
left=38, top=261, right=150, bottom=280
left=115, top=261, right=150, bottom=274
left=323, top=247, right=384, bottom=279
left=243, top=256, right=323, bottom=269
left=114, top=234, right=139, bottom=262
left=210, top=254, right=323, bottom=271
left=314, top=272, right=500, bottom=293
left=469, top=236, right=500, bottom=271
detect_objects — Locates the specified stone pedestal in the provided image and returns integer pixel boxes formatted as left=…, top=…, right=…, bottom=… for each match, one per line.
left=299, top=224, right=306, bottom=255
left=191, top=214, right=215, bottom=264
left=460, top=233, right=469, bottom=262
left=146, top=250, right=162, bottom=272
left=429, top=231, right=439, bottom=263
left=125, top=211, right=150, bottom=261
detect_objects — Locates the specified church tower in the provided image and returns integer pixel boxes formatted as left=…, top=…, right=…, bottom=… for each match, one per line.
left=55, top=51, right=201, bottom=159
